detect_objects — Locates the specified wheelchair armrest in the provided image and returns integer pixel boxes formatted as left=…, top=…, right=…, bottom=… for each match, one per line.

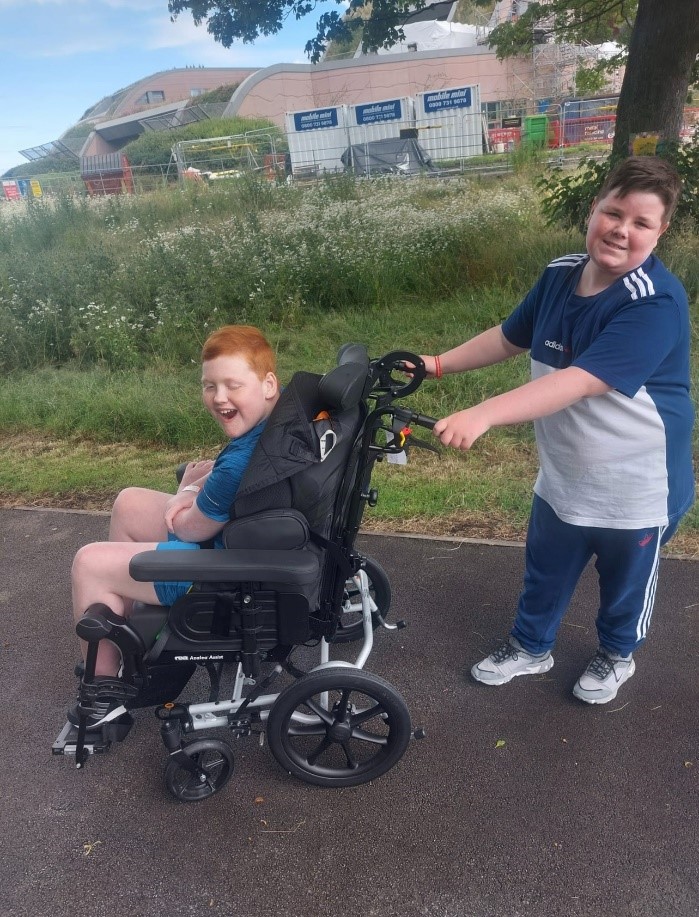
left=129, top=548, right=320, bottom=587
left=223, top=509, right=309, bottom=550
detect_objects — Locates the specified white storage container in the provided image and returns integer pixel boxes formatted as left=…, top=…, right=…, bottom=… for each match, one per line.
left=347, top=97, right=415, bottom=146
left=415, top=85, right=482, bottom=162
left=285, top=106, right=350, bottom=176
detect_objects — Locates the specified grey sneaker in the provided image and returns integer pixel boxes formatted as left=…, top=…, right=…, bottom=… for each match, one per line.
left=471, top=637, right=554, bottom=686
left=573, top=649, right=635, bottom=704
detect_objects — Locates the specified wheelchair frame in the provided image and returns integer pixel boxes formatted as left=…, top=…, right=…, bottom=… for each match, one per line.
left=53, top=348, right=435, bottom=801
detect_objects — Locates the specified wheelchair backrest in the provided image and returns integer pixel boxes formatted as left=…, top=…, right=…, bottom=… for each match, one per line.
left=229, top=353, right=370, bottom=543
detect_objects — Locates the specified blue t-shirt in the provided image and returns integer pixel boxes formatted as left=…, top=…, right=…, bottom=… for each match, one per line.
left=196, top=421, right=265, bottom=545
left=153, top=421, right=265, bottom=604
left=502, top=253, right=695, bottom=529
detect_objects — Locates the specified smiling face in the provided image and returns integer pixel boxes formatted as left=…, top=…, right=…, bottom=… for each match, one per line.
left=201, top=354, right=278, bottom=440
left=584, top=189, right=669, bottom=288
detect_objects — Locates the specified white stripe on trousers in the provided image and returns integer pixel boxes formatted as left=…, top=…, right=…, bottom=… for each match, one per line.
left=636, top=524, right=666, bottom=641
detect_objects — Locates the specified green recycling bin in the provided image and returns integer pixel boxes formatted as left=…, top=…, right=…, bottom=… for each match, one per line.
left=522, top=114, right=549, bottom=149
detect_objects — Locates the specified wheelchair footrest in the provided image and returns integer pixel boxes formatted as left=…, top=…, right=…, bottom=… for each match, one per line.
left=52, top=715, right=134, bottom=758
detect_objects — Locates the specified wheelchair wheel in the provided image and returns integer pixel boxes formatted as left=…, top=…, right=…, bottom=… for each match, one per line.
left=266, top=668, right=411, bottom=787
left=164, top=739, right=234, bottom=802
left=334, top=556, right=392, bottom=644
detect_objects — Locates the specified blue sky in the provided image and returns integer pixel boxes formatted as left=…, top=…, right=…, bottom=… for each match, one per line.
left=0, top=0, right=320, bottom=176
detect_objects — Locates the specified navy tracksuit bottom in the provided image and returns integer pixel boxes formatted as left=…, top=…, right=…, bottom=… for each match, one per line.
left=511, top=495, right=679, bottom=657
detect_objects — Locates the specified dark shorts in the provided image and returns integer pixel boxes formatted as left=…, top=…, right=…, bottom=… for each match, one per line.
left=152, top=539, right=199, bottom=605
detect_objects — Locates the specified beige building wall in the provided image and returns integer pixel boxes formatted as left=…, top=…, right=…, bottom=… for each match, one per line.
left=226, top=48, right=540, bottom=126
left=110, top=68, right=258, bottom=120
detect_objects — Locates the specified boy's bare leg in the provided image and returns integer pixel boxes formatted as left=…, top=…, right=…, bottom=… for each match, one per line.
left=108, top=460, right=213, bottom=543
left=72, top=541, right=161, bottom=677
left=108, top=488, right=171, bottom=543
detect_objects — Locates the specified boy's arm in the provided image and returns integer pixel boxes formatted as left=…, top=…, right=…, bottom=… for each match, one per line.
left=434, top=366, right=612, bottom=450
left=423, top=326, right=525, bottom=378
left=168, top=501, right=226, bottom=542
left=177, top=460, right=214, bottom=490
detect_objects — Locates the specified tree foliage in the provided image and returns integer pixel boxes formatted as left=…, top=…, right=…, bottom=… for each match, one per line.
left=538, top=129, right=699, bottom=232
left=167, top=0, right=699, bottom=154
left=168, top=0, right=494, bottom=62
left=486, top=0, right=637, bottom=58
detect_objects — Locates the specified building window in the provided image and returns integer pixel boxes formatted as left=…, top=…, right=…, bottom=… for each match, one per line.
left=190, top=88, right=205, bottom=97
left=137, top=90, right=165, bottom=105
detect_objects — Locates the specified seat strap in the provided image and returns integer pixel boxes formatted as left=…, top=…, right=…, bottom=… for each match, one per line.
left=210, top=591, right=238, bottom=639
left=308, top=530, right=354, bottom=580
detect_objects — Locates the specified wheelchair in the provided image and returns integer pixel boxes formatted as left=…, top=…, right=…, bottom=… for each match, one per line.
left=53, top=345, right=436, bottom=802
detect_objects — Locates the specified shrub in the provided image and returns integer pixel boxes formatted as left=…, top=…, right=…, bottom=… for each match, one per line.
left=537, top=133, right=699, bottom=232
left=0, top=172, right=694, bottom=373
left=123, top=116, right=283, bottom=171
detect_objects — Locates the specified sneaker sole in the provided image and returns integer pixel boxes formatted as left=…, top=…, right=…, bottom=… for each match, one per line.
left=471, top=654, right=554, bottom=686
left=572, top=659, right=636, bottom=704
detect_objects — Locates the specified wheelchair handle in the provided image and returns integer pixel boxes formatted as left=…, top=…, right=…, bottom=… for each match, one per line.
left=392, top=406, right=437, bottom=431
left=370, top=351, right=425, bottom=399
left=408, top=412, right=437, bottom=431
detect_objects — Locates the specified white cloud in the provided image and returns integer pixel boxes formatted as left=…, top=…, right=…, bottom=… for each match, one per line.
left=102, top=0, right=163, bottom=8
left=0, top=3, right=306, bottom=63
left=146, top=12, right=307, bottom=67
left=0, top=0, right=159, bottom=6
left=0, top=0, right=77, bottom=7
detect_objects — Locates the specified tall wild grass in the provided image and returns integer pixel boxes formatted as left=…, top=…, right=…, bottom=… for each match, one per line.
left=0, top=174, right=588, bottom=371
left=0, top=170, right=696, bottom=446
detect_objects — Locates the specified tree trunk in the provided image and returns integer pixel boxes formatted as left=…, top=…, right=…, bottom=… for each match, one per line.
left=611, top=0, right=699, bottom=158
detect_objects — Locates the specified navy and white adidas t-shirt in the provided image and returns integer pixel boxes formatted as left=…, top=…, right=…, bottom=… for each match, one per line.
left=502, top=253, right=694, bottom=529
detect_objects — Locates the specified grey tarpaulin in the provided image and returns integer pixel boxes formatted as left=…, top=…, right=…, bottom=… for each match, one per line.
left=341, top=137, right=435, bottom=176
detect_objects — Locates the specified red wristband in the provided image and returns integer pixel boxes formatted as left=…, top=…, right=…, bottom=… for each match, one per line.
left=434, top=355, right=443, bottom=379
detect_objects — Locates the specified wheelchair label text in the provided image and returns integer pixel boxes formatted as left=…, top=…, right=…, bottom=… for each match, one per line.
left=174, top=654, right=224, bottom=661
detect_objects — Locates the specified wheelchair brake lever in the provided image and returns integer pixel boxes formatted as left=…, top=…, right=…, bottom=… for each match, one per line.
left=406, top=436, right=440, bottom=455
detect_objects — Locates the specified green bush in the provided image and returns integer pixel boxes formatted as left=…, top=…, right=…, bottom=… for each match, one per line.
left=123, top=116, right=284, bottom=171
left=538, top=135, right=699, bottom=232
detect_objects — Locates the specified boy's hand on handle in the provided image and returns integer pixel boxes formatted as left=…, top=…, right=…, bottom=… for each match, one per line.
left=433, top=406, right=490, bottom=451
left=402, top=355, right=439, bottom=379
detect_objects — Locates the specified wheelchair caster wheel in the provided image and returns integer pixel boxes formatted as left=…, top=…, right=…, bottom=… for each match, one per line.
left=164, top=739, right=234, bottom=802
left=266, top=668, right=411, bottom=787
left=334, top=556, right=392, bottom=643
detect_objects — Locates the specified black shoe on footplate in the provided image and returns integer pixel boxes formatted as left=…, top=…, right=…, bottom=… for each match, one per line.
left=67, top=700, right=126, bottom=731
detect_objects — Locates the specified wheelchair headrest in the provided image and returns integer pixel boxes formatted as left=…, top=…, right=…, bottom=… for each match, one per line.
left=318, top=360, right=368, bottom=413
left=337, top=342, right=369, bottom=368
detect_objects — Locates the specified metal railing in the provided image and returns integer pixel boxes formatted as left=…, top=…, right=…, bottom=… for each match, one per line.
left=5, top=102, right=699, bottom=201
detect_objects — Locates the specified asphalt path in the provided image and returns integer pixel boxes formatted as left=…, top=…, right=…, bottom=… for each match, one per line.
left=1, top=507, right=697, bottom=917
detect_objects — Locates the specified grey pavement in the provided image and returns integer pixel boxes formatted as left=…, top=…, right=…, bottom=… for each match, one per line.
left=1, top=507, right=698, bottom=917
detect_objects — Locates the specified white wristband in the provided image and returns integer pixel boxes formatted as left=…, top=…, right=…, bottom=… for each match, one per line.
left=181, top=484, right=201, bottom=494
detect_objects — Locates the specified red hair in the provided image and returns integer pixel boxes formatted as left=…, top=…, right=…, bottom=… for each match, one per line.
left=201, top=325, right=276, bottom=379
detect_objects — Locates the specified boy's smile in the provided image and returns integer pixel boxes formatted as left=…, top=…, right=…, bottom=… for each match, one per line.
left=583, top=189, right=669, bottom=292
left=201, top=354, right=278, bottom=439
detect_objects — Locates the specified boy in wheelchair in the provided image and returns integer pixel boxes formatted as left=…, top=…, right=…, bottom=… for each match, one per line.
left=55, top=331, right=433, bottom=801
left=69, top=324, right=279, bottom=688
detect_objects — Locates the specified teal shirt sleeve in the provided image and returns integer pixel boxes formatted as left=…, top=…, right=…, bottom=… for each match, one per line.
left=196, top=423, right=264, bottom=523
